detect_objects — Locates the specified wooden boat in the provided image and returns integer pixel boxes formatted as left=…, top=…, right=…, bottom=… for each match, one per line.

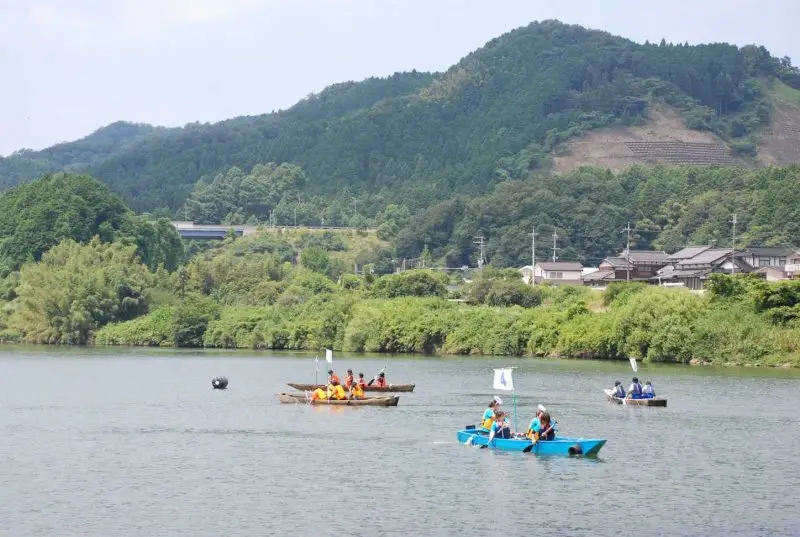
left=275, top=392, right=400, bottom=406
left=286, top=382, right=415, bottom=393
left=456, top=428, right=606, bottom=456
left=604, top=389, right=667, bottom=407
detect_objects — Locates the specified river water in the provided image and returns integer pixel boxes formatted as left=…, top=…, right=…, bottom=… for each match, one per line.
left=1, top=346, right=799, bottom=537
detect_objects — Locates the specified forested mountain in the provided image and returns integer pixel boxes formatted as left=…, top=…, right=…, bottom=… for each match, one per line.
left=3, top=21, right=798, bottom=215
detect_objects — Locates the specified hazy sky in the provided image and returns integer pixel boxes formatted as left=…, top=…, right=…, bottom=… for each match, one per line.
left=1, top=0, right=797, bottom=155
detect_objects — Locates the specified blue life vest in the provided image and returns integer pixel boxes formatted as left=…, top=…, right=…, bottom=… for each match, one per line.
left=630, top=382, right=643, bottom=397
left=613, top=385, right=625, bottom=398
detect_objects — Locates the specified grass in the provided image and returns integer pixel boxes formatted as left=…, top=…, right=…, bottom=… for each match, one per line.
left=771, top=80, right=800, bottom=108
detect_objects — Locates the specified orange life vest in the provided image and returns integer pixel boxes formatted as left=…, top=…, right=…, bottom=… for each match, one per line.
left=344, top=374, right=354, bottom=389
left=375, top=377, right=387, bottom=387
left=329, top=374, right=340, bottom=385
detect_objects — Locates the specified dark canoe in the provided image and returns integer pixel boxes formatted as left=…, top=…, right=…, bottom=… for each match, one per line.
left=276, top=392, right=400, bottom=407
left=604, top=389, right=667, bottom=407
left=286, top=382, right=415, bottom=393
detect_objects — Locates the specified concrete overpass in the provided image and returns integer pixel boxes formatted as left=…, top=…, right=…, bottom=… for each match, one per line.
left=171, top=221, right=376, bottom=239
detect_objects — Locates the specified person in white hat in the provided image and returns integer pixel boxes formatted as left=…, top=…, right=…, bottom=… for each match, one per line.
left=526, top=404, right=557, bottom=439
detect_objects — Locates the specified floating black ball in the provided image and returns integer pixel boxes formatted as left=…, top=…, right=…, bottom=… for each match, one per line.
left=211, top=376, right=229, bottom=390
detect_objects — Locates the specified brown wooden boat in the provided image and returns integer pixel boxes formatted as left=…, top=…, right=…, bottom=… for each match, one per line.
left=276, top=392, right=400, bottom=406
left=604, top=389, right=667, bottom=407
left=286, top=382, right=415, bottom=393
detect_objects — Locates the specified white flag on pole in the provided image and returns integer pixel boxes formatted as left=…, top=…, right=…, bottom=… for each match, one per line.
left=325, top=349, right=333, bottom=363
left=629, top=357, right=638, bottom=372
left=493, top=368, right=514, bottom=391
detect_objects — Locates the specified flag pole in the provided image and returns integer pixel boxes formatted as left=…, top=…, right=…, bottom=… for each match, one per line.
left=512, top=389, right=518, bottom=433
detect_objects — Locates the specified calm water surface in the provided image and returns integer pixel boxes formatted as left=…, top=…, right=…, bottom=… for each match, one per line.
left=2, top=346, right=800, bottom=536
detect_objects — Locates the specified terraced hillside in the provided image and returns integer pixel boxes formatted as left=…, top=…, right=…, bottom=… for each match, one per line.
left=552, top=107, right=745, bottom=172
left=758, top=81, right=800, bottom=166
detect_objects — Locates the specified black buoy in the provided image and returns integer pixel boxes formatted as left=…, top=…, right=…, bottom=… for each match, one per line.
left=212, top=376, right=228, bottom=390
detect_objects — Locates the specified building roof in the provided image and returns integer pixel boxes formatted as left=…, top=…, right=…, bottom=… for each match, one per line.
left=624, top=250, right=670, bottom=264
left=601, top=257, right=633, bottom=269
left=582, top=269, right=616, bottom=281
left=676, top=248, right=734, bottom=267
left=652, top=268, right=710, bottom=280
left=536, top=261, right=584, bottom=271
left=668, top=246, right=711, bottom=261
left=742, top=247, right=795, bottom=257
left=756, top=266, right=787, bottom=276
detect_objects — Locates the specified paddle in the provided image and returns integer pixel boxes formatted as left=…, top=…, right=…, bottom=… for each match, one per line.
left=367, top=364, right=387, bottom=386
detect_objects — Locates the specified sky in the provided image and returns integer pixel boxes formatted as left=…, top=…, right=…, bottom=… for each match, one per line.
left=1, top=0, right=798, bottom=156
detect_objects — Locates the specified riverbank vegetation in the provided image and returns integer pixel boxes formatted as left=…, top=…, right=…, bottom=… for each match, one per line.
left=2, top=217, right=799, bottom=366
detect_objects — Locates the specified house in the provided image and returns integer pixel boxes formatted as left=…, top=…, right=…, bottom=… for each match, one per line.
left=519, top=265, right=535, bottom=285
left=756, top=266, right=789, bottom=282
left=597, top=250, right=671, bottom=282
left=654, top=248, right=754, bottom=290
left=739, top=247, right=794, bottom=269
left=530, top=261, right=584, bottom=285
left=785, top=252, right=800, bottom=278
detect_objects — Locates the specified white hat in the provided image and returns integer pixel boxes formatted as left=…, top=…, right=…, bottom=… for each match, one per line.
left=493, top=396, right=503, bottom=405
left=537, top=404, right=546, bottom=412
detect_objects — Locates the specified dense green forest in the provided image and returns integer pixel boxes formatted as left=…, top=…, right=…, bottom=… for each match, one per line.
left=2, top=21, right=798, bottom=217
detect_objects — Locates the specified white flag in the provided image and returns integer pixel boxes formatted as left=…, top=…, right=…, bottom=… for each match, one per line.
left=629, top=357, right=638, bottom=372
left=315, top=356, right=319, bottom=371
left=493, top=368, right=514, bottom=391
left=325, top=349, right=333, bottom=363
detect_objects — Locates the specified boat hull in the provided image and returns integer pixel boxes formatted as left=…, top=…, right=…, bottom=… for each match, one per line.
left=276, top=392, right=400, bottom=406
left=456, top=429, right=606, bottom=456
left=287, top=382, right=415, bottom=393
left=604, top=389, right=667, bottom=407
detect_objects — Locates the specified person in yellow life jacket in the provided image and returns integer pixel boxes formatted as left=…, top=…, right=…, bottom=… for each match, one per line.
left=310, top=388, right=328, bottom=401
left=349, top=382, right=365, bottom=399
left=482, top=399, right=499, bottom=429
left=327, top=381, right=347, bottom=400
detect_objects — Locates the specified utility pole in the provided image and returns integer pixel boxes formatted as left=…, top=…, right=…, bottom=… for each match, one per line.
left=530, top=226, right=537, bottom=268
left=473, top=236, right=486, bottom=269
left=622, top=222, right=632, bottom=281
left=551, top=231, right=559, bottom=262
left=731, top=213, right=738, bottom=275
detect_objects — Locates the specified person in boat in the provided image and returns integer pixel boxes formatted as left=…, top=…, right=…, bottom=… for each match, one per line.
left=535, top=412, right=556, bottom=441
left=374, top=371, right=388, bottom=387
left=357, top=373, right=367, bottom=388
left=327, top=380, right=347, bottom=400
left=343, top=369, right=355, bottom=389
left=482, top=399, right=499, bottom=430
left=328, top=369, right=340, bottom=385
left=488, top=410, right=512, bottom=441
left=349, top=381, right=365, bottom=400
left=627, top=377, right=644, bottom=399
left=310, top=387, right=328, bottom=401
left=642, top=380, right=655, bottom=398
left=526, top=404, right=547, bottom=439
left=612, top=380, right=626, bottom=399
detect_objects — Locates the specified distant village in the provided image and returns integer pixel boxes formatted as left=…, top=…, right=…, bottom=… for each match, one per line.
left=520, top=247, right=800, bottom=291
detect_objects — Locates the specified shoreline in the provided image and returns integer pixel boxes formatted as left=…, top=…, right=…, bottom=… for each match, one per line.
left=1, top=340, right=797, bottom=369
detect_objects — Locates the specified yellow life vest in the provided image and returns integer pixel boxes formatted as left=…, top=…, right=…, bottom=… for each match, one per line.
left=313, top=388, right=328, bottom=400
left=482, top=417, right=495, bottom=430
left=333, top=384, right=346, bottom=400
left=351, top=385, right=364, bottom=398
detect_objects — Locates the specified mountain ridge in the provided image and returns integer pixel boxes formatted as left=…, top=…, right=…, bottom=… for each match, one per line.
left=1, top=20, right=799, bottom=215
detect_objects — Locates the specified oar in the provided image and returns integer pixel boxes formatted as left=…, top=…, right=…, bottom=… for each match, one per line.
left=367, top=364, right=387, bottom=386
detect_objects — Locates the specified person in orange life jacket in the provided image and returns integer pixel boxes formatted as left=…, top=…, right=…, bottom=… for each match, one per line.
left=642, top=380, right=655, bottom=398
left=536, top=412, right=555, bottom=441
left=328, top=370, right=340, bottom=385
left=343, top=369, right=355, bottom=389
left=488, top=410, right=512, bottom=441
left=349, top=382, right=365, bottom=399
left=627, top=377, right=644, bottom=399
left=374, top=371, right=388, bottom=387
left=357, top=373, right=367, bottom=388
left=612, top=380, right=626, bottom=398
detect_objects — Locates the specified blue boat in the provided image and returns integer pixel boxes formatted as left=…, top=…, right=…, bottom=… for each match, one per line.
left=456, top=428, right=606, bottom=456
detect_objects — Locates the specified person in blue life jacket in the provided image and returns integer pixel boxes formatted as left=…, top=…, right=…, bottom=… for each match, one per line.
left=611, top=380, right=626, bottom=399
left=488, top=410, right=512, bottom=441
left=627, top=377, right=644, bottom=399
left=642, top=380, right=656, bottom=398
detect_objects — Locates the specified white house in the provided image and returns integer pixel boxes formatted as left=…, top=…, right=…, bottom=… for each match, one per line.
left=528, top=261, right=584, bottom=285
